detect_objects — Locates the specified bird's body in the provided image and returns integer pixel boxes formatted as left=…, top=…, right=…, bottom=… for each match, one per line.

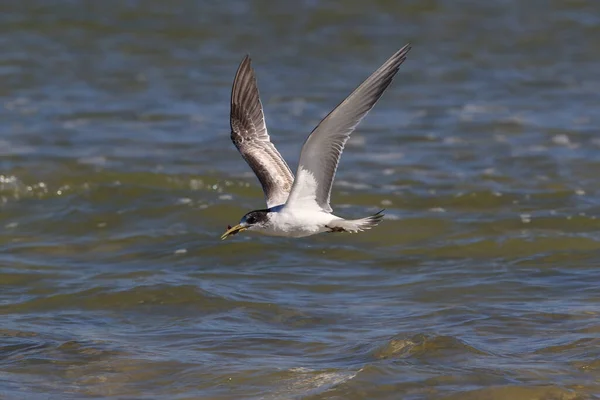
left=221, top=44, right=411, bottom=240
left=257, top=206, right=335, bottom=238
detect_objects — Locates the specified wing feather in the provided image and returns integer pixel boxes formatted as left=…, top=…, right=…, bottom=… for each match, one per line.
left=285, top=44, right=411, bottom=212
left=230, top=56, right=294, bottom=208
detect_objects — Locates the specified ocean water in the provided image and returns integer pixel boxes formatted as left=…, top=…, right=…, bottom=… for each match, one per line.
left=1, top=1, right=600, bottom=399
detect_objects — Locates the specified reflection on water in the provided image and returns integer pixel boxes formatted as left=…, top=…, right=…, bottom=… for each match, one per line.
left=2, top=1, right=600, bottom=399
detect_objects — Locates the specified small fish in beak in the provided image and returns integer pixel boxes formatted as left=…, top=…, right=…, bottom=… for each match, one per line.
left=221, top=223, right=247, bottom=240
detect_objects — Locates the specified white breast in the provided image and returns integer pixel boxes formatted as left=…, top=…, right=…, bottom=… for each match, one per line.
left=258, top=208, right=338, bottom=238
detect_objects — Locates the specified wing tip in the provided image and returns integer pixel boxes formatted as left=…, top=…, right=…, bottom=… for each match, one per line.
left=393, top=43, right=412, bottom=66
left=231, top=53, right=261, bottom=109
left=236, top=54, right=253, bottom=78
left=398, top=42, right=412, bottom=55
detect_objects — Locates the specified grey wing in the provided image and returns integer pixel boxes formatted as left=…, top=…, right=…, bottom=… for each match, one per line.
left=285, top=44, right=411, bottom=212
left=230, top=55, right=295, bottom=208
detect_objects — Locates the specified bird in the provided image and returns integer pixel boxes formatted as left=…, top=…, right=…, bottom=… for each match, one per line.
left=221, top=43, right=411, bottom=240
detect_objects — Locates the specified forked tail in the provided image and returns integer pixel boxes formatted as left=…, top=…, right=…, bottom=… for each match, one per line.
left=326, top=210, right=385, bottom=233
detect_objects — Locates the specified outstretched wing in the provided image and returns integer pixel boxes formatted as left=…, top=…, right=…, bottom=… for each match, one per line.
left=285, top=44, right=411, bottom=212
left=230, top=55, right=295, bottom=208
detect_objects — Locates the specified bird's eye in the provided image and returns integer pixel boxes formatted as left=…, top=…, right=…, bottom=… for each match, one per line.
left=247, top=216, right=256, bottom=224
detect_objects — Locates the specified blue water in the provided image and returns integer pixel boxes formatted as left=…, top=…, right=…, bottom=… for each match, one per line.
left=2, top=1, right=600, bottom=399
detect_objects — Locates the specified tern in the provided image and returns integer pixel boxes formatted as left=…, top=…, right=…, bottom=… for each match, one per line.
left=221, top=44, right=411, bottom=240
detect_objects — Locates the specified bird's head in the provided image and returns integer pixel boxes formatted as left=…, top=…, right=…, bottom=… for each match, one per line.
left=221, top=209, right=270, bottom=240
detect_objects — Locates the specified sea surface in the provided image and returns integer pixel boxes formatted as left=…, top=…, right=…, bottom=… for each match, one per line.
left=2, top=1, right=600, bottom=399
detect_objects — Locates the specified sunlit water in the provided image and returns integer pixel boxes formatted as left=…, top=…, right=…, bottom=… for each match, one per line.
left=2, top=1, right=600, bottom=399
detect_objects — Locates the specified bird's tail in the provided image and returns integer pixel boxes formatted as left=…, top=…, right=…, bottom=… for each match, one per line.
left=327, top=210, right=385, bottom=233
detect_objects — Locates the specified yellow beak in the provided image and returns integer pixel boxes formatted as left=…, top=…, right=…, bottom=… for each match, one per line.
left=221, top=224, right=247, bottom=240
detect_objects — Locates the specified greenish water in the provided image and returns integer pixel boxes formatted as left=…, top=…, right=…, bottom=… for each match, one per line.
left=2, top=1, right=600, bottom=399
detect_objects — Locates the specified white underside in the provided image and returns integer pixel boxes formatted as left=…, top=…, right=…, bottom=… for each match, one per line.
left=254, top=207, right=340, bottom=238
left=257, top=166, right=338, bottom=237
left=247, top=205, right=383, bottom=238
